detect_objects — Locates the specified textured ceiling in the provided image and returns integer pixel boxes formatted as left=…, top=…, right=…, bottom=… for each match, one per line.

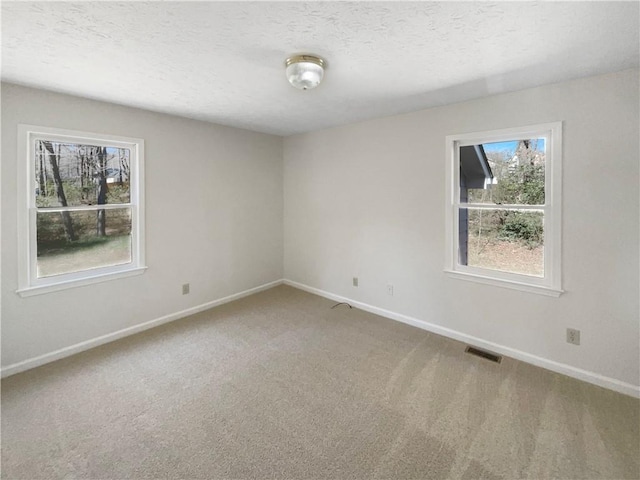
left=2, top=2, right=639, bottom=136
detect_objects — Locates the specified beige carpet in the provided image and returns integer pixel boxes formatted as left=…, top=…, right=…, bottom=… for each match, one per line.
left=2, top=285, right=639, bottom=479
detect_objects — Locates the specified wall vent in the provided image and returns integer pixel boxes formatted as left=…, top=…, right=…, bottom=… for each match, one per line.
left=465, top=346, right=502, bottom=364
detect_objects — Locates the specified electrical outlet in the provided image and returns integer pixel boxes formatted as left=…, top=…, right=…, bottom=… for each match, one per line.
left=182, top=283, right=190, bottom=295
left=566, top=328, right=580, bottom=345
left=353, top=277, right=359, bottom=287
left=387, top=284, right=394, bottom=296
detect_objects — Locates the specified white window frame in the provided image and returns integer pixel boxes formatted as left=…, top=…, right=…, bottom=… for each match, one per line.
left=17, top=125, right=146, bottom=297
left=444, top=122, right=563, bottom=297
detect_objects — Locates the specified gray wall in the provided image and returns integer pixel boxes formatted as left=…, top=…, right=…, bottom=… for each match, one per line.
left=3, top=69, right=639, bottom=394
left=1, top=83, right=284, bottom=367
left=283, top=69, right=640, bottom=390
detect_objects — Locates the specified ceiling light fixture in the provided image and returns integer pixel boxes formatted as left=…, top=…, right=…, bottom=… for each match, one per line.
left=285, top=54, right=326, bottom=90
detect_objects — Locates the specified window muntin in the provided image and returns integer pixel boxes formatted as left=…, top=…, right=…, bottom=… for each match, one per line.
left=18, top=126, right=145, bottom=295
left=445, top=123, right=562, bottom=295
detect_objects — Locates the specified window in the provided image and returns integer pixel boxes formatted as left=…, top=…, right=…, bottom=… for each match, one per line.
left=445, top=122, right=562, bottom=296
left=17, top=125, right=145, bottom=296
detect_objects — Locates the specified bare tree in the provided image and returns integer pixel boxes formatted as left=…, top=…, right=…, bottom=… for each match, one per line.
left=118, top=149, right=124, bottom=184
left=37, top=141, right=47, bottom=197
left=42, top=141, right=77, bottom=242
left=96, top=146, right=108, bottom=236
left=120, top=150, right=130, bottom=181
left=78, top=145, right=88, bottom=203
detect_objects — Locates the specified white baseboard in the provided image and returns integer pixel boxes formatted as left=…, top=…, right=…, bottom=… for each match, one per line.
left=1, top=279, right=284, bottom=379
left=5, top=277, right=638, bottom=398
left=284, top=279, right=640, bottom=399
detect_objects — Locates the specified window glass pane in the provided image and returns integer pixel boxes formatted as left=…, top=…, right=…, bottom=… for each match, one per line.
left=36, top=208, right=132, bottom=278
left=35, top=140, right=130, bottom=208
left=459, top=208, right=544, bottom=277
left=461, top=138, right=545, bottom=205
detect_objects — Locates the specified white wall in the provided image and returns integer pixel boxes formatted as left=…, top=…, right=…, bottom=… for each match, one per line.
left=1, top=83, right=283, bottom=368
left=3, top=70, right=638, bottom=394
left=284, top=69, right=640, bottom=390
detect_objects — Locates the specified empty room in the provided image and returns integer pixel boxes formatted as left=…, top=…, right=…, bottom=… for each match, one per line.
left=1, top=1, right=639, bottom=479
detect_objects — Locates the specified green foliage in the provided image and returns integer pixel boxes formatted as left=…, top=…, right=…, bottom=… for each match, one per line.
left=35, top=180, right=57, bottom=207
left=492, top=162, right=545, bottom=206
left=36, top=212, right=64, bottom=244
left=37, top=180, right=130, bottom=206
left=36, top=209, right=132, bottom=254
left=498, top=211, right=543, bottom=248
left=492, top=160, right=545, bottom=247
left=37, top=212, right=90, bottom=250
left=107, top=183, right=130, bottom=204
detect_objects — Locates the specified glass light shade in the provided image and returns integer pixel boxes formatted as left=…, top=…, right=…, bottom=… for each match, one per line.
left=286, top=59, right=325, bottom=90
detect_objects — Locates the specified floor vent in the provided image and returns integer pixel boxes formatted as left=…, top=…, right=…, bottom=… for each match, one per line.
left=465, top=346, right=502, bottom=364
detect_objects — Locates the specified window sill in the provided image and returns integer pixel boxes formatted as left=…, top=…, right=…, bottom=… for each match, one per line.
left=444, top=270, right=563, bottom=297
left=17, top=266, right=147, bottom=297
